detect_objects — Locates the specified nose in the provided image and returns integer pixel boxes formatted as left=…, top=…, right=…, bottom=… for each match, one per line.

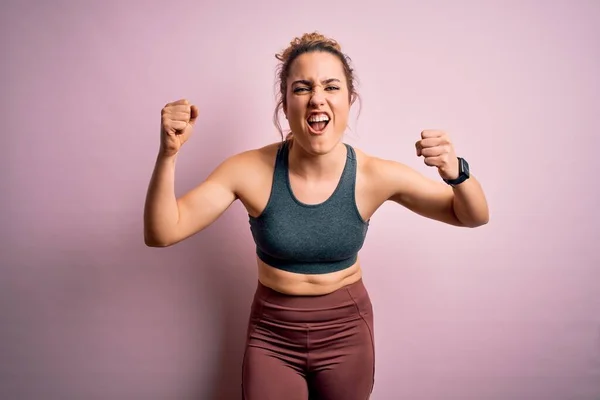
left=309, top=89, right=326, bottom=107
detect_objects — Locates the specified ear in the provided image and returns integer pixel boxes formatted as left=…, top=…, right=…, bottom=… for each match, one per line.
left=283, top=103, right=288, bottom=120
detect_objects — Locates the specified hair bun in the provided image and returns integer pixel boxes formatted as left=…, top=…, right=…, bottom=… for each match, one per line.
left=275, top=31, right=342, bottom=62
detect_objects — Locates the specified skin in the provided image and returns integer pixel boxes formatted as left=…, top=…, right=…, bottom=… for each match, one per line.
left=144, top=51, right=489, bottom=296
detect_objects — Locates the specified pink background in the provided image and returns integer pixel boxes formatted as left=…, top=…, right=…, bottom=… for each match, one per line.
left=2, top=1, right=599, bottom=399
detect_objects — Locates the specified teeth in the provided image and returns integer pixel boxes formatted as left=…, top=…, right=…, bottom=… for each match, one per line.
left=308, top=114, right=330, bottom=123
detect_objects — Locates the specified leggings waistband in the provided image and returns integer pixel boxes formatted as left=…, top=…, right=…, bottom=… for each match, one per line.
left=250, top=279, right=371, bottom=324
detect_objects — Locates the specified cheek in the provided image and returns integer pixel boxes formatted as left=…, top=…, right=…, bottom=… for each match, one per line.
left=332, top=100, right=350, bottom=120
left=286, top=99, right=306, bottom=119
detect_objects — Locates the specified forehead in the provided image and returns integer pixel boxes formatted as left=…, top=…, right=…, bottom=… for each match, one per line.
left=288, top=51, right=346, bottom=82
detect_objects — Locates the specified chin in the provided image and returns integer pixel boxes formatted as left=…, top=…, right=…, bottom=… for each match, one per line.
left=300, top=130, right=344, bottom=155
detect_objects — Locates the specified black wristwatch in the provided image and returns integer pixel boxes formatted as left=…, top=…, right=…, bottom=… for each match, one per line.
left=443, top=157, right=470, bottom=186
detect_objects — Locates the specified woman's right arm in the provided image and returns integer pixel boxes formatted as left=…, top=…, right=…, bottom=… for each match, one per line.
left=143, top=153, right=239, bottom=247
left=143, top=98, right=239, bottom=247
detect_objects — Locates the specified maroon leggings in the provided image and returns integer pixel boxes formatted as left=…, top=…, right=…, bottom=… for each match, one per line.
left=241, top=278, right=375, bottom=400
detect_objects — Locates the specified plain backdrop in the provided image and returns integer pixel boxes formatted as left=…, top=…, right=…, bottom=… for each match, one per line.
left=1, top=0, right=599, bottom=399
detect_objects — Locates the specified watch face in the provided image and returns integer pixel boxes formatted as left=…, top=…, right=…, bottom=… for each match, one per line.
left=460, top=158, right=470, bottom=176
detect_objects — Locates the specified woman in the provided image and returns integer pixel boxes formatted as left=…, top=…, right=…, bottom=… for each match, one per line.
left=144, top=32, right=489, bottom=400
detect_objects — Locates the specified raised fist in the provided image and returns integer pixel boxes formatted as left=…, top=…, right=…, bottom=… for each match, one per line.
left=160, top=99, right=199, bottom=157
left=415, top=129, right=459, bottom=180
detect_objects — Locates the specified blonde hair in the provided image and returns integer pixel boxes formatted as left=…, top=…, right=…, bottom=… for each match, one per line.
left=273, top=32, right=359, bottom=140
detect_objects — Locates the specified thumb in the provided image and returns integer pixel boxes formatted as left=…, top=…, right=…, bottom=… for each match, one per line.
left=415, top=140, right=422, bottom=156
left=189, top=105, right=199, bottom=125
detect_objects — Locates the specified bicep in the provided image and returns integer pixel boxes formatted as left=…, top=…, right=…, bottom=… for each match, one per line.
left=386, top=162, right=462, bottom=226
left=173, top=159, right=239, bottom=243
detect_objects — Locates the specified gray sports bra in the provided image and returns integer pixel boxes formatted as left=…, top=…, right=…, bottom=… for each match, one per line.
left=248, top=140, right=369, bottom=274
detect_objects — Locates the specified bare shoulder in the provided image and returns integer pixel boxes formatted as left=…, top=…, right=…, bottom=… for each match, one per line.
left=209, top=142, right=280, bottom=185
left=215, top=142, right=281, bottom=214
left=245, top=141, right=281, bottom=166
left=352, top=146, right=416, bottom=199
left=352, top=145, right=406, bottom=173
left=218, top=141, right=279, bottom=168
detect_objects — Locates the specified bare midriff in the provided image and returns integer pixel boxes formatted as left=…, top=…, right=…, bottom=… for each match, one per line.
left=256, top=257, right=363, bottom=296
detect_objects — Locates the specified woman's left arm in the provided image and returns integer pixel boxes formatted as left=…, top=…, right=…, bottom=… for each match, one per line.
left=373, top=129, right=489, bottom=228
left=446, top=174, right=490, bottom=228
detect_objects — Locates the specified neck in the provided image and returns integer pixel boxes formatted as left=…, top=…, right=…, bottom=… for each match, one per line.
left=287, top=139, right=346, bottom=180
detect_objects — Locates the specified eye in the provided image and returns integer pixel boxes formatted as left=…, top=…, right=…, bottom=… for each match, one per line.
left=293, top=87, right=310, bottom=93
left=325, top=86, right=340, bottom=91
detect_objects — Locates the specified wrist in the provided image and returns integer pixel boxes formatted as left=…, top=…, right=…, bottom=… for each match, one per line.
left=157, top=149, right=178, bottom=162
left=440, top=169, right=459, bottom=181
left=443, top=157, right=470, bottom=186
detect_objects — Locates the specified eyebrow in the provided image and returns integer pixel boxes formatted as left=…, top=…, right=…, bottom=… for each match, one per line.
left=292, top=78, right=341, bottom=86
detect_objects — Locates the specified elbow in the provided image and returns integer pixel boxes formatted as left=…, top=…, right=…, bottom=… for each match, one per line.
left=476, top=207, right=491, bottom=227
left=481, top=214, right=490, bottom=226
left=144, top=238, right=166, bottom=248
left=464, top=214, right=489, bottom=228
left=453, top=201, right=490, bottom=228
left=453, top=207, right=489, bottom=228
left=144, top=232, right=172, bottom=248
left=465, top=220, right=488, bottom=228
left=145, top=239, right=168, bottom=248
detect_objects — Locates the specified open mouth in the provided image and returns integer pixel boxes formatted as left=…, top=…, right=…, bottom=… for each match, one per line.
left=307, top=113, right=330, bottom=133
